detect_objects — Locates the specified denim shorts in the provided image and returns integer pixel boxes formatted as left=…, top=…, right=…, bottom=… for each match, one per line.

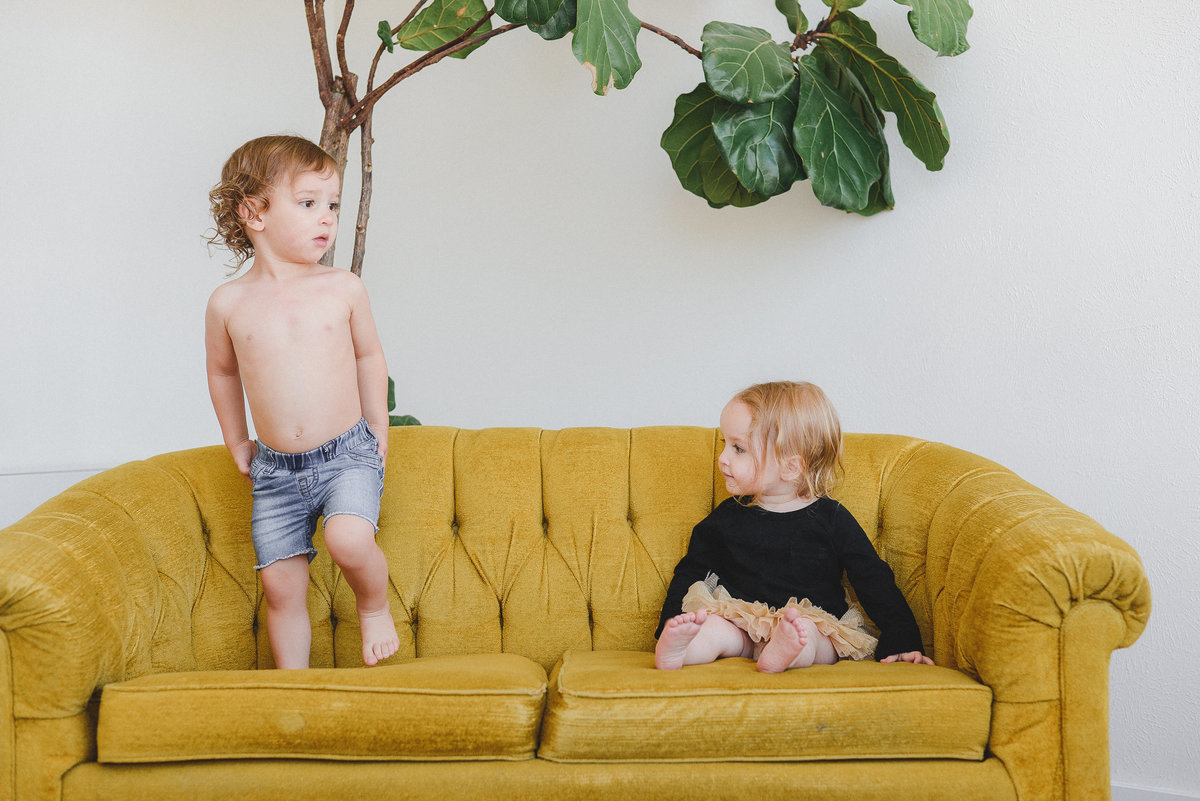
left=249, top=419, right=385, bottom=570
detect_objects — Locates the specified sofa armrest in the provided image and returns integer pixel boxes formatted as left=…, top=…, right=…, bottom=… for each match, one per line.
left=1, top=496, right=141, bottom=800
left=899, top=443, right=1150, bottom=801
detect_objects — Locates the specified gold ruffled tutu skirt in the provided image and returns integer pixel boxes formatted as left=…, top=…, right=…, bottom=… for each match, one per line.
left=680, top=575, right=878, bottom=661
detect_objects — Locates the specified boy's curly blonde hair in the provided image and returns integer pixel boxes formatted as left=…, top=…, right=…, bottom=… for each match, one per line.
left=735, top=381, right=844, bottom=501
left=207, top=135, right=339, bottom=268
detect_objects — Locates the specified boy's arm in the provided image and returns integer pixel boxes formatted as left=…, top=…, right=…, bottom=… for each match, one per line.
left=347, top=277, right=390, bottom=459
left=205, top=292, right=256, bottom=477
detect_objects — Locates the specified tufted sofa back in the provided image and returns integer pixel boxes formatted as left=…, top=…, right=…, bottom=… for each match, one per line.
left=201, top=426, right=729, bottom=672
left=15, top=427, right=958, bottom=684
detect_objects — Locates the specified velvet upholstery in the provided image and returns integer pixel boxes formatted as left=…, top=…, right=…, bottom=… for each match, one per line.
left=0, top=427, right=1150, bottom=801
left=98, top=655, right=547, bottom=763
left=539, top=650, right=993, bottom=762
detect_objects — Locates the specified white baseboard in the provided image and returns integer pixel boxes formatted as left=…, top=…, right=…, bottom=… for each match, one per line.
left=1113, top=784, right=1200, bottom=801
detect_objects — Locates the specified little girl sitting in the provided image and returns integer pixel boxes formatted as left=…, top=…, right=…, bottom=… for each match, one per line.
left=655, top=381, right=934, bottom=672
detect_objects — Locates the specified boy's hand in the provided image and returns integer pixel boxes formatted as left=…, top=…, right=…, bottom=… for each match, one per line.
left=230, top=439, right=258, bottom=483
left=881, top=651, right=935, bottom=665
left=369, top=422, right=389, bottom=463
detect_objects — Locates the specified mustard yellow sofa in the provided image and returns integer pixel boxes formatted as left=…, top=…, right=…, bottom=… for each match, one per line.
left=0, top=427, right=1150, bottom=801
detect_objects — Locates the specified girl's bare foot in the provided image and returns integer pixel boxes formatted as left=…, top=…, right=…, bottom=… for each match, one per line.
left=359, top=606, right=400, bottom=666
left=654, top=610, right=709, bottom=670
left=757, top=608, right=810, bottom=673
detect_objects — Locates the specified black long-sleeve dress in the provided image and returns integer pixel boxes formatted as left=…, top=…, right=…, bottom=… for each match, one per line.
left=655, top=496, right=925, bottom=660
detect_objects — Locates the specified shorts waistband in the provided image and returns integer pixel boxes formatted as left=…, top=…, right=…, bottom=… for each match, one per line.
left=255, top=419, right=374, bottom=470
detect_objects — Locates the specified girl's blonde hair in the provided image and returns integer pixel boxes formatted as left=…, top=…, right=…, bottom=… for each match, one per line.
left=734, top=381, right=844, bottom=501
left=207, top=135, right=339, bottom=268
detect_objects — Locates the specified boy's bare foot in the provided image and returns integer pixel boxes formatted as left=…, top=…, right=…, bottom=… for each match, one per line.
left=757, top=608, right=810, bottom=673
left=654, top=610, right=708, bottom=670
left=359, top=606, right=400, bottom=666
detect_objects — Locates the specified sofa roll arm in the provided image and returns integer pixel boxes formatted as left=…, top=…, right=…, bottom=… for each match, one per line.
left=0, top=527, right=127, bottom=720
left=921, top=462, right=1150, bottom=801
left=0, top=480, right=170, bottom=726
left=2, top=493, right=166, bottom=801
left=928, top=479, right=1150, bottom=691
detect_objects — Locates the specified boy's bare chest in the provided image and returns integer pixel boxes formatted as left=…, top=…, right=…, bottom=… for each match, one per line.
left=227, top=287, right=351, bottom=353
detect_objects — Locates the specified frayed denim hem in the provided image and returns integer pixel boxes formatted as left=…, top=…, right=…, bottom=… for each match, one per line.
left=322, top=510, right=381, bottom=534
left=254, top=547, right=318, bottom=571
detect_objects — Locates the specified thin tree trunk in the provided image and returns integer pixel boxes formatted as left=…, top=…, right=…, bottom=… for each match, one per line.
left=318, top=74, right=357, bottom=267
left=351, top=111, right=374, bottom=276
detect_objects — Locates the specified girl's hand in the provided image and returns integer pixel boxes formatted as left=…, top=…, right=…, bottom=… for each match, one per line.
left=881, top=651, right=935, bottom=666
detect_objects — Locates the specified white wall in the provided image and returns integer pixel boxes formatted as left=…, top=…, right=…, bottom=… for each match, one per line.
left=3, top=1, right=1197, bottom=795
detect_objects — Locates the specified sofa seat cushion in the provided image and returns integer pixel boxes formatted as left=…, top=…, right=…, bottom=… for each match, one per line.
left=539, top=650, right=992, bottom=762
left=97, top=654, right=547, bottom=763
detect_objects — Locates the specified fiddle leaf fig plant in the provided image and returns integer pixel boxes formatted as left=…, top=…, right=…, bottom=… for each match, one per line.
left=305, top=0, right=971, bottom=274
left=391, top=0, right=492, bottom=57
left=700, top=23, right=796, bottom=104
left=664, top=6, right=964, bottom=211
left=570, top=0, right=644, bottom=93
left=387, top=377, right=420, bottom=427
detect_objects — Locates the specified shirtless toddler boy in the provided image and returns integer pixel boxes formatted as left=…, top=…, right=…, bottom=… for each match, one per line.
left=204, top=134, right=400, bottom=668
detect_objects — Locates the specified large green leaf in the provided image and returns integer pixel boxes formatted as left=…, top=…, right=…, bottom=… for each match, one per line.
left=813, top=37, right=884, bottom=127
left=711, top=81, right=803, bottom=198
left=793, top=55, right=884, bottom=211
left=701, top=22, right=796, bottom=104
left=813, top=45, right=894, bottom=214
left=855, top=147, right=895, bottom=216
left=660, top=83, right=767, bottom=208
left=495, top=0, right=562, bottom=26
left=774, top=0, right=808, bottom=35
left=661, top=83, right=719, bottom=199
left=893, top=0, right=972, bottom=56
left=571, top=0, right=642, bottom=95
left=821, top=14, right=949, bottom=170
left=530, top=0, right=576, bottom=40
left=699, top=136, right=769, bottom=208
left=397, top=0, right=492, bottom=59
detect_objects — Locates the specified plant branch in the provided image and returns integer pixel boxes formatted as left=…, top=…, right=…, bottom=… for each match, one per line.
left=343, top=19, right=521, bottom=130
left=367, top=24, right=407, bottom=94
left=305, top=0, right=337, bottom=106
left=460, top=8, right=496, bottom=42
left=367, top=41, right=387, bottom=95
left=365, top=7, right=495, bottom=114
left=792, top=13, right=837, bottom=51
left=641, top=22, right=700, bottom=58
left=335, top=0, right=359, bottom=106
left=350, top=112, right=374, bottom=276
left=367, top=9, right=427, bottom=94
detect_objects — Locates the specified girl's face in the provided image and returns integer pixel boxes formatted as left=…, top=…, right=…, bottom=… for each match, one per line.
left=718, top=400, right=798, bottom=505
